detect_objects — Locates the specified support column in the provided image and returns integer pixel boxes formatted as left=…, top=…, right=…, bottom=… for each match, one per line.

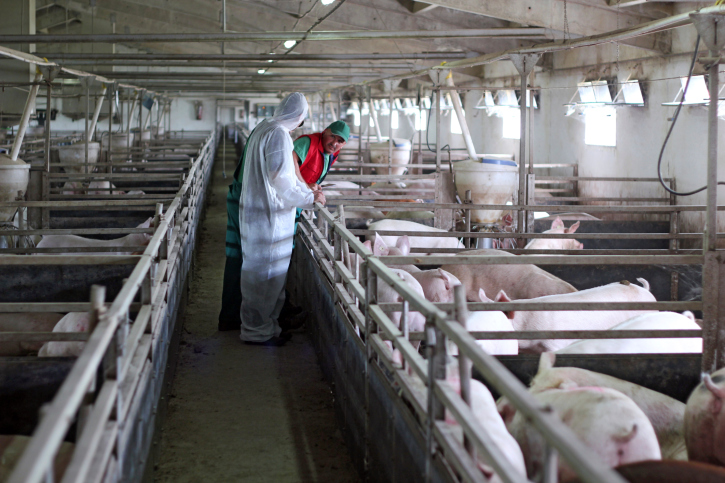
left=510, top=54, right=540, bottom=236
left=690, top=13, right=725, bottom=371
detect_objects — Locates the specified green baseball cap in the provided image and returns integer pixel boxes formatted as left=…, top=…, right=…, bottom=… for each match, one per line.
left=327, top=120, right=350, bottom=142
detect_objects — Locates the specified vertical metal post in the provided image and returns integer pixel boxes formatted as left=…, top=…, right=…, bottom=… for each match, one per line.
left=425, top=320, right=446, bottom=483
left=690, top=13, right=725, bottom=371
left=363, top=263, right=377, bottom=480
left=453, top=285, right=475, bottom=461
left=388, top=89, right=394, bottom=175
left=84, top=79, right=90, bottom=174
left=464, top=190, right=472, bottom=249
left=42, top=75, right=52, bottom=229
left=108, top=84, right=114, bottom=175
left=435, top=88, right=441, bottom=173
left=510, top=54, right=540, bottom=236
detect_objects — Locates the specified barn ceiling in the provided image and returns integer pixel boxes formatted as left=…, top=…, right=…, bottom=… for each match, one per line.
left=31, top=0, right=690, bottom=94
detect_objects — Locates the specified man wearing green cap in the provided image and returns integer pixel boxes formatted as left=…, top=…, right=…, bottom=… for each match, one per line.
left=293, top=120, right=349, bottom=189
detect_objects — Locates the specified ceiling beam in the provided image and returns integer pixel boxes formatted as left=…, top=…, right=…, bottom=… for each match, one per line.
left=415, top=0, right=671, bottom=52
left=0, top=28, right=550, bottom=44
left=35, top=52, right=472, bottom=61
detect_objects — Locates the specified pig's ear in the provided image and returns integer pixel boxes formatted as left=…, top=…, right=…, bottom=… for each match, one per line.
left=683, top=311, right=696, bottom=323
left=373, top=233, right=388, bottom=256
left=496, top=397, right=517, bottom=424
left=551, top=216, right=564, bottom=230
left=566, top=221, right=580, bottom=234
left=363, top=240, right=372, bottom=252
left=703, top=373, right=725, bottom=406
left=495, top=290, right=515, bottom=319
left=538, top=352, right=556, bottom=374
left=438, top=269, right=452, bottom=290
left=138, top=217, right=153, bottom=229
left=478, top=288, right=491, bottom=303
left=396, top=235, right=411, bottom=256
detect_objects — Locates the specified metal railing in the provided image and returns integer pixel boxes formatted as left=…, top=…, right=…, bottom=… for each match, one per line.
left=5, top=130, right=217, bottom=483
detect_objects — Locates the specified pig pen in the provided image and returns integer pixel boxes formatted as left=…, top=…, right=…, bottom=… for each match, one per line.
left=1, top=131, right=216, bottom=483
left=284, top=188, right=719, bottom=482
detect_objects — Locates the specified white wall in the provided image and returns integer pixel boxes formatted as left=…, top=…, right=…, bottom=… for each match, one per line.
left=464, top=21, right=725, bottom=239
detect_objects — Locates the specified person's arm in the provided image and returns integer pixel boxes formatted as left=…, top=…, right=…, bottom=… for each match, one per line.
left=265, top=131, right=316, bottom=209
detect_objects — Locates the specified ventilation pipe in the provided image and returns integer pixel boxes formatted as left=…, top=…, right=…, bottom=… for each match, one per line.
left=10, top=72, right=43, bottom=161
left=444, top=71, right=478, bottom=161
left=87, top=83, right=108, bottom=141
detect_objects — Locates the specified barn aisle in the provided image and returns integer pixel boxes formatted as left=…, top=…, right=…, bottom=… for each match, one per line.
left=153, top=145, right=358, bottom=482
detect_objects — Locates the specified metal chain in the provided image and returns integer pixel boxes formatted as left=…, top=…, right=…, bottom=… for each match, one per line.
left=616, top=0, right=621, bottom=75
left=563, top=0, right=570, bottom=40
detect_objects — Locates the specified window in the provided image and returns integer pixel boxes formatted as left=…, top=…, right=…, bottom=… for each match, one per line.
left=414, top=109, right=427, bottom=131
left=502, top=109, right=520, bottom=139
left=584, top=106, right=616, bottom=147
left=451, top=109, right=465, bottom=134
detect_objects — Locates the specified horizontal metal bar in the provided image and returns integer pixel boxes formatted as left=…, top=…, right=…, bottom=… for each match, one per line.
left=0, top=255, right=141, bottom=265
left=378, top=301, right=701, bottom=311
left=401, top=329, right=702, bottom=341
left=36, top=52, right=471, bottom=61
left=379, top=254, right=703, bottom=266
left=10, top=29, right=548, bottom=44
left=0, top=332, right=89, bottom=342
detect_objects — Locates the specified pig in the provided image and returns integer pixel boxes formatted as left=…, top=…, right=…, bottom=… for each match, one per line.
left=376, top=268, right=427, bottom=363
left=38, top=312, right=90, bottom=357
left=441, top=248, right=577, bottom=302
left=525, top=216, right=584, bottom=250
left=444, top=359, right=527, bottom=482
left=409, top=269, right=461, bottom=303
left=556, top=311, right=702, bottom=355
left=505, top=386, right=661, bottom=481
left=499, top=353, right=687, bottom=461
left=367, top=219, right=464, bottom=255
left=0, top=435, right=74, bottom=481
left=61, top=181, right=85, bottom=195
left=684, top=368, right=725, bottom=465
left=36, top=217, right=153, bottom=255
left=87, top=180, right=126, bottom=195
left=501, top=278, right=656, bottom=353
left=448, top=288, right=518, bottom=357
left=0, top=312, right=64, bottom=356
left=364, top=233, right=421, bottom=273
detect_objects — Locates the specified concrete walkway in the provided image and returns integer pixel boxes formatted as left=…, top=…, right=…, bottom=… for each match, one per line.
left=154, top=146, right=359, bottom=482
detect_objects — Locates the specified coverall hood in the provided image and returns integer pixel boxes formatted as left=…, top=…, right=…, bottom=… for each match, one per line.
left=273, top=93, right=308, bottom=131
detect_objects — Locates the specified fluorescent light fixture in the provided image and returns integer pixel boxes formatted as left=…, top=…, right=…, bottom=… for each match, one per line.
left=283, top=40, right=297, bottom=49
left=267, top=59, right=274, bottom=63
left=257, top=69, right=266, bottom=74
left=321, top=0, right=335, bottom=4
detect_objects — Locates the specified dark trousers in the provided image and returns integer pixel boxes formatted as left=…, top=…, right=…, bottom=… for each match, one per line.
left=218, top=256, right=242, bottom=330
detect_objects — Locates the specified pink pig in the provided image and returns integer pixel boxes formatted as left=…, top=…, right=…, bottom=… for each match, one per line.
left=525, top=217, right=584, bottom=250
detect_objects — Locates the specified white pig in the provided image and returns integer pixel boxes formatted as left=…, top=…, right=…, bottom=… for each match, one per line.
left=377, top=268, right=427, bottom=363
left=684, top=368, right=725, bottom=465
left=36, top=217, right=153, bottom=255
left=87, top=181, right=126, bottom=195
left=556, top=311, right=702, bottom=355
left=525, top=217, right=584, bottom=250
left=409, top=269, right=461, bottom=303
left=444, top=359, right=527, bottom=482
left=38, top=312, right=90, bottom=357
left=499, top=353, right=687, bottom=461
left=441, top=248, right=577, bottom=302
left=364, top=233, right=420, bottom=273
left=501, top=278, right=656, bottom=353
left=0, top=313, right=64, bottom=356
left=367, top=219, right=463, bottom=255
left=506, top=386, right=661, bottom=481
left=448, top=288, right=518, bottom=357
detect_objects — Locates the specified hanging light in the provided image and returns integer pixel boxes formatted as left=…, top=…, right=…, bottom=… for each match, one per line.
left=257, top=69, right=266, bottom=74
left=283, top=40, right=296, bottom=49
left=321, top=0, right=336, bottom=4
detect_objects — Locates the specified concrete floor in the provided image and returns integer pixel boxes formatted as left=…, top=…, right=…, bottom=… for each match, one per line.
left=153, top=146, right=359, bottom=483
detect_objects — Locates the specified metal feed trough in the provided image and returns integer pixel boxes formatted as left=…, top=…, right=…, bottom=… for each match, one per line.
left=2, top=130, right=217, bottom=483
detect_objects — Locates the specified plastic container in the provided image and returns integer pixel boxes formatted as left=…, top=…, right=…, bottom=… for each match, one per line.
left=0, top=154, right=30, bottom=221
left=369, top=138, right=412, bottom=175
left=453, top=158, right=518, bottom=225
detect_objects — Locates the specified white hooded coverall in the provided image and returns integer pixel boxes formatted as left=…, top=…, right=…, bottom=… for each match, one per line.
left=239, top=93, right=314, bottom=342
